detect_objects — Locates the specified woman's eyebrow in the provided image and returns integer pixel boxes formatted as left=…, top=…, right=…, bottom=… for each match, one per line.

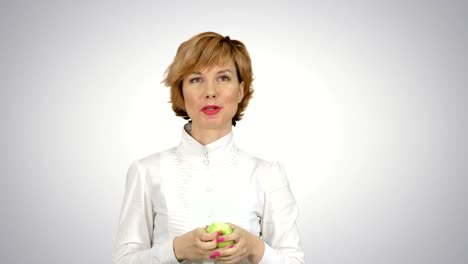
left=189, top=69, right=233, bottom=75
left=217, top=69, right=233, bottom=74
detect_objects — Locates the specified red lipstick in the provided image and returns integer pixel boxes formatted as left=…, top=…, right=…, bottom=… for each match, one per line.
left=201, top=105, right=221, bottom=115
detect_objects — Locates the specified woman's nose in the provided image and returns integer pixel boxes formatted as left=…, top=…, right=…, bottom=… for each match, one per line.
left=204, top=81, right=217, bottom=98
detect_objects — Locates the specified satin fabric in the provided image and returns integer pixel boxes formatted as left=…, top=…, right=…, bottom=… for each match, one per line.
left=113, top=123, right=304, bottom=264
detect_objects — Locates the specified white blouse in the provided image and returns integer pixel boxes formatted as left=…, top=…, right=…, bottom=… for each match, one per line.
left=113, top=124, right=305, bottom=264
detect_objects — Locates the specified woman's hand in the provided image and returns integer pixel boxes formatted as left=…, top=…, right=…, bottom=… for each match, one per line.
left=173, top=227, right=219, bottom=262
left=214, top=223, right=265, bottom=264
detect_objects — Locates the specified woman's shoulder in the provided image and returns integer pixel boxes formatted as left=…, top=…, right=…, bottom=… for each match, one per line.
left=125, top=147, right=178, bottom=185
left=237, top=148, right=282, bottom=169
left=237, top=149, right=290, bottom=191
left=130, top=146, right=178, bottom=169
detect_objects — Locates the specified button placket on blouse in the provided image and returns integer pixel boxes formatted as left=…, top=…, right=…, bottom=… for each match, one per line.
left=203, top=146, right=215, bottom=220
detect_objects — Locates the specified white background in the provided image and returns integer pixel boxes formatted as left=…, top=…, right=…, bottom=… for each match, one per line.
left=1, top=0, right=467, bottom=263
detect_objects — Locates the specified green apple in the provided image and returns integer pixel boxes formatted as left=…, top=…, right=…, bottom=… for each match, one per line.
left=206, top=222, right=234, bottom=248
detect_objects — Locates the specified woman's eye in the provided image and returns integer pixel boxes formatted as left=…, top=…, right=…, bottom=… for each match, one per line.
left=218, top=75, right=231, bottom=82
left=189, top=77, right=202, bottom=83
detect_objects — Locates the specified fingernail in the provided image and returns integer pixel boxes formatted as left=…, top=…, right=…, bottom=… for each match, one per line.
left=209, top=251, right=220, bottom=259
left=217, top=237, right=224, bottom=242
left=217, top=231, right=221, bottom=236
left=229, top=245, right=234, bottom=248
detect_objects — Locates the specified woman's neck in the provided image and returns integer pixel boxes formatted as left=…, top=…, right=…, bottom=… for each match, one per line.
left=190, top=124, right=232, bottom=145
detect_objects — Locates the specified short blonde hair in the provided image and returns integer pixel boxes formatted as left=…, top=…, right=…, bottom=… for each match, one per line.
left=163, top=32, right=254, bottom=126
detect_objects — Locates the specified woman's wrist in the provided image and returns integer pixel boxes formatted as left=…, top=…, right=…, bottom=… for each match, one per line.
left=173, top=236, right=187, bottom=262
left=248, top=235, right=265, bottom=264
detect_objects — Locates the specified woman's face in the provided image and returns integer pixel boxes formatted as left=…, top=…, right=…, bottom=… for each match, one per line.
left=182, top=60, right=244, bottom=134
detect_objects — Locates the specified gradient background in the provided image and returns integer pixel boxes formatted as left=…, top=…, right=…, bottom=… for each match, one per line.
left=1, top=0, right=467, bottom=263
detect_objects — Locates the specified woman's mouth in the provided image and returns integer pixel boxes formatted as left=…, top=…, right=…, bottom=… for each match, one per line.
left=201, top=105, right=221, bottom=115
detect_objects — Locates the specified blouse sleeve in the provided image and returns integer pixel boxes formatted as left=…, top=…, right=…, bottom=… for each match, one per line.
left=259, top=162, right=305, bottom=264
left=112, top=160, right=179, bottom=264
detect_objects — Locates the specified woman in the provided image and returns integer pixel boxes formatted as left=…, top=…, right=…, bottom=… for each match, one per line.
left=113, top=32, right=304, bottom=264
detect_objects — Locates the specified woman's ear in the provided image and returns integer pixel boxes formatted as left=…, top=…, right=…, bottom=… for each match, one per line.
left=238, top=81, right=245, bottom=103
